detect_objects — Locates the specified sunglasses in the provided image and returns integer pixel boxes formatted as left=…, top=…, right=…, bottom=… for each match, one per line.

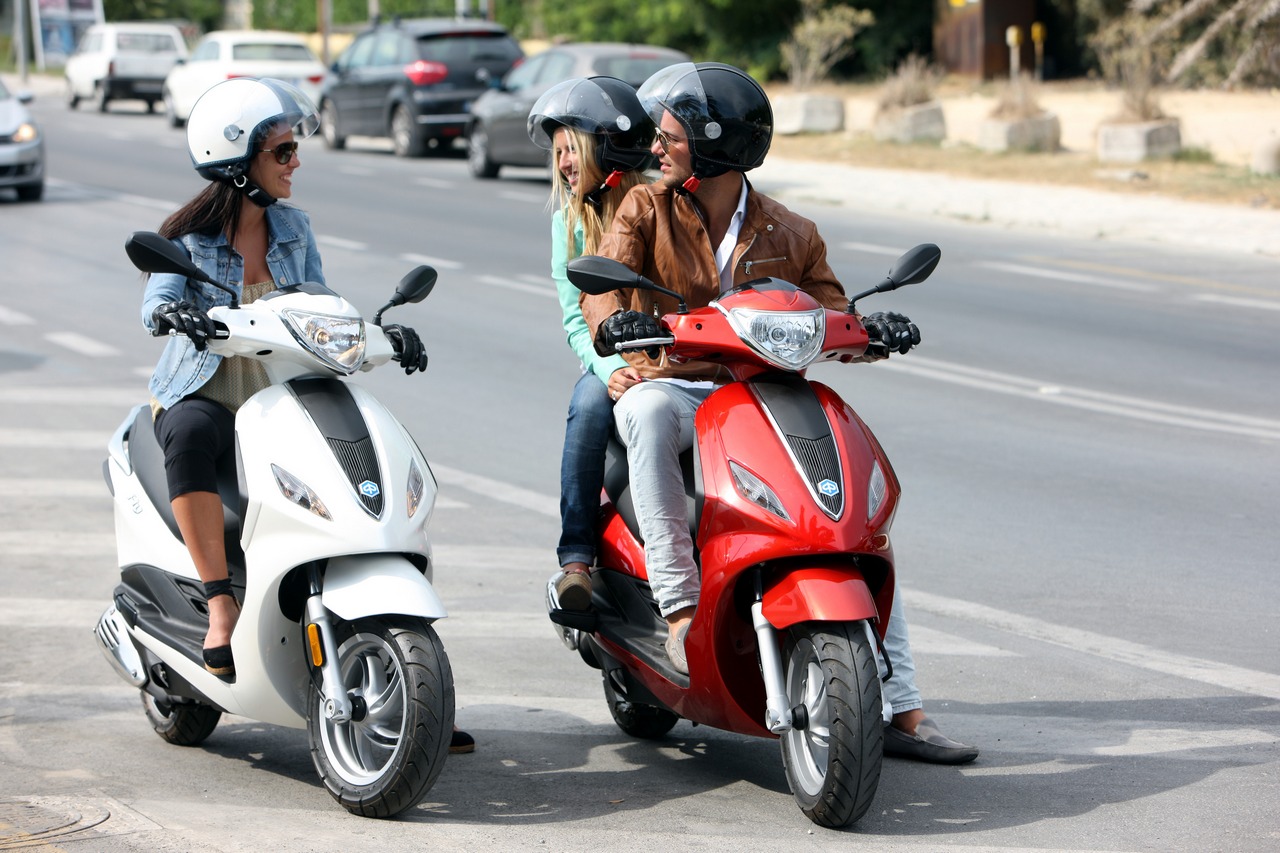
left=260, top=141, right=299, bottom=165
left=653, top=128, right=686, bottom=153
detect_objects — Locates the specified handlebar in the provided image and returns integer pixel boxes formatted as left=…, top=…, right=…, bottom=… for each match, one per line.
left=613, top=335, right=676, bottom=353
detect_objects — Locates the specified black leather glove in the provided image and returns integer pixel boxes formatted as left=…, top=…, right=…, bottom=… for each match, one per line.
left=152, top=300, right=215, bottom=351
left=383, top=324, right=428, bottom=375
left=595, top=310, right=663, bottom=359
left=863, top=311, right=921, bottom=358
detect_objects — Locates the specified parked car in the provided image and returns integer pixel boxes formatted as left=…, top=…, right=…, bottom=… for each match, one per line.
left=318, top=17, right=523, bottom=157
left=0, top=79, right=44, bottom=202
left=162, top=30, right=327, bottom=128
left=65, top=22, right=188, bottom=113
left=465, top=42, right=689, bottom=179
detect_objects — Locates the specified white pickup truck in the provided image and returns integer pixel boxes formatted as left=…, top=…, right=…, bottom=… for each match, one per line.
left=65, top=22, right=188, bottom=113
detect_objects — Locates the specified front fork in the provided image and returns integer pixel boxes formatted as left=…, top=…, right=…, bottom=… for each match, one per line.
left=752, top=572, right=794, bottom=734
left=304, top=563, right=354, bottom=723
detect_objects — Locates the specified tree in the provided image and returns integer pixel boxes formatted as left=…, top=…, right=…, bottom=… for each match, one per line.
left=781, top=0, right=874, bottom=90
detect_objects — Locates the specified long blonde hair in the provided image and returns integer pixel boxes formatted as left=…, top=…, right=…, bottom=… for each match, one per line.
left=549, top=127, right=648, bottom=259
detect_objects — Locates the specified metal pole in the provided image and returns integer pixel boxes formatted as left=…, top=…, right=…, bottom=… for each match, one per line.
left=16, top=0, right=29, bottom=81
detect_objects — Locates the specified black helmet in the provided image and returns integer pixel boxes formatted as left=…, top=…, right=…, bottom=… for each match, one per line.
left=637, top=61, right=772, bottom=181
left=527, top=75, right=655, bottom=173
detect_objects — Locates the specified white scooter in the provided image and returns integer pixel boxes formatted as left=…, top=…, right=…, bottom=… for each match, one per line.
left=95, top=232, right=453, bottom=818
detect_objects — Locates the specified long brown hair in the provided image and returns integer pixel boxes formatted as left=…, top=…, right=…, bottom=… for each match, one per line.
left=550, top=127, right=648, bottom=258
left=158, top=180, right=243, bottom=242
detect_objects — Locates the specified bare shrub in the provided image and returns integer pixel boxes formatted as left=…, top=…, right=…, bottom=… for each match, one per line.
left=1092, top=13, right=1169, bottom=121
left=874, top=53, right=942, bottom=117
left=781, top=0, right=875, bottom=91
left=989, top=73, right=1050, bottom=120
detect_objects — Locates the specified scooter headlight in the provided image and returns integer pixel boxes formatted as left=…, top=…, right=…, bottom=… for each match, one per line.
left=730, top=460, right=790, bottom=522
left=272, top=463, right=332, bottom=520
left=867, top=461, right=887, bottom=521
left=725, top=306, right=825, bottom=371
left=282, top=309, right=366, bottom=374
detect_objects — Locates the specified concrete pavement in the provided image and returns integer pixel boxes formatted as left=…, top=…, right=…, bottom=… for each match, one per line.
left=8, top=70, right=1278, bottom=258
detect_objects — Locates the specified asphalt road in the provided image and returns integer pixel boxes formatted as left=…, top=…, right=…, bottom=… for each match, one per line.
left=1, top=96, right=1278, bottom=852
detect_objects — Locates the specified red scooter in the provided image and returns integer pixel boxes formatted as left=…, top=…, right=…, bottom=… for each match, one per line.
left=547, top=244, right=941, bottom=828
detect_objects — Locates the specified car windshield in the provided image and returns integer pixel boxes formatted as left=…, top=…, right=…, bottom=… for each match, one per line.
left=117, top=33, right=180, bottom=52
left=593, top=56, right=686, bottom=87
left=416, top=33, right=521, bottom=63
left=232, top=43, right=316, bottom=62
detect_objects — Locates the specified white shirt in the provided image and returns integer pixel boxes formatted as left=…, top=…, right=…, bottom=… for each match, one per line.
left=715, top=178, right=749, bottom=294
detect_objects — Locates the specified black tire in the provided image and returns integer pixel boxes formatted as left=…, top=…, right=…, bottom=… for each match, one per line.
left=66, top=81, right=79, bottom=110
left=163, top=91, right=184, bottom=128
left=603, top=671, right=678, bottom=739
left=467, top=124, right=500, bottom=178
left=145, top=99, right=157, bottom=114
left=320, top=99, right=346, bottom=150
left=141, top=691, right=221, bottom=746
left=390, top=105, right=426, bottom=157
left=16, top=182, right=43, bottom=202
left=95, top=82, right=110, bottom=113
left=308, top=617, right=454, bottom=818
left=779, top=621, right=883, bottom=828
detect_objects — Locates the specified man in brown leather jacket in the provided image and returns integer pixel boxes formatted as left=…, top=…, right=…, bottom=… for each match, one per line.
left=579, top=62, right=977, bottom=764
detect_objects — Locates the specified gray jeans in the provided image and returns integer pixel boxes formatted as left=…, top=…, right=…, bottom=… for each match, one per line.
left=614, top=380, right=924, bottom=715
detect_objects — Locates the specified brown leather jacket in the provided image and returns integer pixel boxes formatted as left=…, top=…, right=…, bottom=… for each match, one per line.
left=581, top=179, right=848, bottom=382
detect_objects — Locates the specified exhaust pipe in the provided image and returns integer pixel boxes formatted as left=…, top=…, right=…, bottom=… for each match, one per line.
left=94, top=605, right=147, bottom=687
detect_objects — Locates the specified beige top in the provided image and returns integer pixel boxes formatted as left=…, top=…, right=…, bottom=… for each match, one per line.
left=151, top=281, right=274, bottom=419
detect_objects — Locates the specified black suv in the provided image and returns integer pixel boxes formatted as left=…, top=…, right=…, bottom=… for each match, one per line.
left=319, top=18, right=523, bottom=157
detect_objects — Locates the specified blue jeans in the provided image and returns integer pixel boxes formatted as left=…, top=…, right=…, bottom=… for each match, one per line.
left=557, top=372, right=615, bottom=568
left=881, top=584, right=922, bottom=716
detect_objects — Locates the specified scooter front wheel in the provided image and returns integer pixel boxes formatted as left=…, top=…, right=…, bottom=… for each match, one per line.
left=779, top=621, right=883, bottom=828
left=308, top=616, right=455, bottom=818
left=141, top=691, right=221, bottom=746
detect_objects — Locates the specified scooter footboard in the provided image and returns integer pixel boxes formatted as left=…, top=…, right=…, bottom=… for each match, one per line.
left=322, top=555, right=447, bottom=621
left=761, top=567, right=879, bottom=630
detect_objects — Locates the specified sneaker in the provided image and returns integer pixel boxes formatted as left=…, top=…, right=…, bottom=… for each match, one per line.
left=554, top=569, right=592, bottom=611
left=664, top=623, right=690, bottom=676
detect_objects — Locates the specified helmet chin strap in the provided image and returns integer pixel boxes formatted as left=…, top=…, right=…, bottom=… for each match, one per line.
left=584, top=170, right=624, bottom=210
left=233, top=174, right=276, bottom=207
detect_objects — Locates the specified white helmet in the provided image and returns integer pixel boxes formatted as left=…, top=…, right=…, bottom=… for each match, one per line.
left=186, top=78, right=320, bottom=182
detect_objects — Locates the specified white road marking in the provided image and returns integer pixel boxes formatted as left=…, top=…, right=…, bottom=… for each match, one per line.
left=842, top=241, right=904, bottom=256
left=114, top=193, right=181, bottom=211
left=399, top=252, right=463, bottom=270
left=0, top=387, right=141, bottom=405
left=0, top=478, right=104, bottom=497
left=476, top=274, right=556, bottom=299
left=878, top=355, right=1280, bottom=440
left=1191, top=293, right=1280, bottom=312
left=905, top=589, right=1280, bottom=701
left=414, top=177, right=453, bottom=189
left=979, top=260, right=1161, bottom=293
left=316, top=234, right=368, bottom=252
left=0, top=429, right=107, bottom=449
left=42, top=333, right=120, bottom=358
left=499, top=190, right=548, bottom=204
left=0, top=306, right=35, bottom=325
left=432, top=466, right=558, bottom=517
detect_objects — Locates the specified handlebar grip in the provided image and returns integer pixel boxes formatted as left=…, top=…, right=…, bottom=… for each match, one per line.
left=614, top=335, right=676, bottom=353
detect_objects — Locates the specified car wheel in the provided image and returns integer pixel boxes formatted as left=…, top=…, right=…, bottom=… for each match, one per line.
left=163, top=90, right=184, bottom=128
left=95, top=82, right=110, bottom=113
left=66, top=81, right=79, bottom=110
left=320, top=99, right=346, bottom=150
left=467, top=124, right=500, bottom=179
left=16, top=182, right=45, bottom=202
left=390, top=105, right=426, bottom=157
left=145, top=99, right=157, bottom=114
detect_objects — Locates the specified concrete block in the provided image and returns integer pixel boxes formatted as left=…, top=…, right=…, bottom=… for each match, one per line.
left=873, top=101, right=946, bottom=144
left=773, top=93, right=845, bottom=135
left=1251, top=136, right=1280, bottom=175
left=1097, top=119, right=1181, bottom=163
left=978, top=113, right=1061, bottom=153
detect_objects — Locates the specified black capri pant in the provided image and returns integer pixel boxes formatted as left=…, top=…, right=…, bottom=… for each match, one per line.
left=153, top=397, right=235, bottom=501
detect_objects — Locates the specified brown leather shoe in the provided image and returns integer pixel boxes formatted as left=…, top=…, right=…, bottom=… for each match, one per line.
left=554, top=569, right=592, bottom=611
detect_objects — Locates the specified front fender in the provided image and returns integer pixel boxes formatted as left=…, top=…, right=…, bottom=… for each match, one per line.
left=323, top=554, right=447, bottom=621
left=762, top=567, right=878, bottom=630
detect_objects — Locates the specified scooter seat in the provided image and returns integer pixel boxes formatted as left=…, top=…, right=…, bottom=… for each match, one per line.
left=128, top=406, right=243, bottom=550
left=603, top=436, right=701, bottom=546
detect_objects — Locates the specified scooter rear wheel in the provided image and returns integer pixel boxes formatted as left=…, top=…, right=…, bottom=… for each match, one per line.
left=603, top=671, right=678, bottom=739
left=308, top=616, right=454, bottom=818
left=779, top=621, right=883, bottom=828
left=141, top=691, right=221, bottom=746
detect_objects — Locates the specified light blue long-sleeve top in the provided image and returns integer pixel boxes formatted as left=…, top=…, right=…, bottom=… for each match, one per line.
left=552, top=209, right=627, bottom=382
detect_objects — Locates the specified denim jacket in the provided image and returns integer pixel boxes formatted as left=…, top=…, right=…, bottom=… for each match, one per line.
left=142, top=204, right=325, bottom=409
